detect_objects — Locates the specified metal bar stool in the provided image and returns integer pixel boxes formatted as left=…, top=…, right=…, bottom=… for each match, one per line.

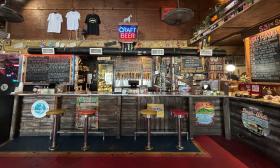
left=171, top=109, right=188, bottom=150
left=77, top=109, right=97, bottom=151
left=46, top=109, right=65, bottom=151
left=140, top=109, right=157, bottom=151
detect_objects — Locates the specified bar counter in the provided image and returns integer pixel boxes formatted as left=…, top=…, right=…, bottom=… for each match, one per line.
left=10, top=92, right=230, bottom=140
left=8, top=92, right=280, bottom=161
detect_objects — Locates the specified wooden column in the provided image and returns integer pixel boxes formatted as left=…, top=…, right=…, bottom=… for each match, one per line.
left=9, top=95, right=20, bottom=140
left=223, top=97, right=231, bottom=140
left=188, top=97, right=194, bottom=139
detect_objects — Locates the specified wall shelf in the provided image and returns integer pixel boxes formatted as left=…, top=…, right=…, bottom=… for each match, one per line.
left=190, top=0, right=280, bottom=46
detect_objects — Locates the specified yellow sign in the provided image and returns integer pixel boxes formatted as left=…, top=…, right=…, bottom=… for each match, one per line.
left=147, top=104, right=164, bottom=118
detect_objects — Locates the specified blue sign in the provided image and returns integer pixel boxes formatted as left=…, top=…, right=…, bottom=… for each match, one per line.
left=118, top=24, right=138, bottom=42
left=31, top=100, right=49, bottom=118
left=242, top=107, right=270, bottom=136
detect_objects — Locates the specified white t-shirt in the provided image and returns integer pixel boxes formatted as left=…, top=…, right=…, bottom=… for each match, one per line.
left=47, top=12, right=63, bottom=33
left=66, top=11, right=80, bottom=31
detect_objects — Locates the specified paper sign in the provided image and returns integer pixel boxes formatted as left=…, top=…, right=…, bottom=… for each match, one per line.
left=147, top=104, right=164, bottom=118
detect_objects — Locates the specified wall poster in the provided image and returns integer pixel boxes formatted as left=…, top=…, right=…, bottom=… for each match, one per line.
left=195, top=102, right=215, bottom=125
left=75, top=97, right=99, bottom=129
left=241, top=107, right=270, bottom=137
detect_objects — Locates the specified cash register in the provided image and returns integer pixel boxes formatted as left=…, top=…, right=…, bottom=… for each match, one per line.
left=115, top=80, right=140, bottom=94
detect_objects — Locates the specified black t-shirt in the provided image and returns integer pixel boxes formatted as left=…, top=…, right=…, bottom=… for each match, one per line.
left=85, top=14, right=101, bottom=35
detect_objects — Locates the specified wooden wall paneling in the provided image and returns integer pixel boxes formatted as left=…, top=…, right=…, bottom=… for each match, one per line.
left=120, top=96, right=138, bottom=136
left=61, top=96, right=76, bottom=130
left=230, top=98, right=280, bottom=165
left=137, top=96, right=187, bottom=133
left=19, top=96, right=56, bottom=136
left=98, top=96, right=120, bottom=136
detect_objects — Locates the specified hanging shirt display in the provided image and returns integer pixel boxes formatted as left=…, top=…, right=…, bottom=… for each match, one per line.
left=85, top=13, right=101, bottom=35
left=47, top=12, right=63, bottom=33
left=66, top=10, right=80, bottom=31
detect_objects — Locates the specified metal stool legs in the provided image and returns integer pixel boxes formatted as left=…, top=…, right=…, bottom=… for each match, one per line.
left=176, top=115, right=184, bottom=150
left=81, top=115, right=90, bottom=151
left=49, top=115, right=59, bottom=151
left=145, top=115, right=153, bottom=151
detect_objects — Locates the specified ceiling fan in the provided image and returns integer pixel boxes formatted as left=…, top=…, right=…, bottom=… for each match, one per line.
left=0, top=3, right=24, bottom=22
left=162, top=0, right=194, bottom=25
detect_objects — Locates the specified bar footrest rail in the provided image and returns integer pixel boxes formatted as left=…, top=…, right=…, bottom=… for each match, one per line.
left=57, top=130, right=105, bottom=141
left=134, top=131, right=189, bottom=141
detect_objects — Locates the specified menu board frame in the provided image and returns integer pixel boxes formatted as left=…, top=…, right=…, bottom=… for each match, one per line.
left=245, top=26, right=280, bottom=83
left=23, top=54, right=73, bottom=85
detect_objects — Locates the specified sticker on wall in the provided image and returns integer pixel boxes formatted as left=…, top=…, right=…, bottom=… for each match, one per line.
left=31, top=100, right=49, bottom=118
left=76, top=97, right=99, bottom=129
left=147, top=104, right=164, bottom=118
left=195, top=102, right=215, bottom=125
left=241, top=107, right=270, bottom=137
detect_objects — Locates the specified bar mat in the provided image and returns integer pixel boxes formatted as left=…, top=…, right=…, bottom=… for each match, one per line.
left=0, top=136, right=207, bottom=156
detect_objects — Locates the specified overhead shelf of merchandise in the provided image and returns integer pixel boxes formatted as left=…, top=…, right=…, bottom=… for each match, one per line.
left=189, top=0, right=280, bottom=46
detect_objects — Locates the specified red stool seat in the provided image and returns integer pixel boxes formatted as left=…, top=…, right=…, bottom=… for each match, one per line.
left=171, top=109, right=188, bottom=118
left=78, top=109, right=97, bottom=116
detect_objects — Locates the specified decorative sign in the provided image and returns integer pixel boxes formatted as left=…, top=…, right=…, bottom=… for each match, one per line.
left=200, top=49, right=213, bottom=56
left=97, top=57, right=111, bottom=61
left=151, top=49, right=164, bottom=56
left=42, top=48, right=55, bottom=55
left=242, top=107, right=270, bottom=136
left=90, top=48, right=103, bottom=55
left=76, top=97, right=99, bottom=129
left=243, top=15, right=280, bottom=37
left=147, top=104, right=164, bottom=118
left=31, top=100, right=49, bottom=118
left=195, top=102, right=215, bottom=125
left=118, top=23, right=138, bottom=43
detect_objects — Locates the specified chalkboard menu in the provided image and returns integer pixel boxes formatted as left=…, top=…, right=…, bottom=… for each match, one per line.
left=182, top=56, right=202, bottom=69
left=25, top=55, right=71, bottom=83
left=250, top=28, right=280, bottom=82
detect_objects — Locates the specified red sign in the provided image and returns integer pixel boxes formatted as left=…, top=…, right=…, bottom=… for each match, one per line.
left=118, top=23, right=138, bottom=43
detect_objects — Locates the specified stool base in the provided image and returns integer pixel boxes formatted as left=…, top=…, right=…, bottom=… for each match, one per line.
left=48, top=146, right=56, bottom=151
left=145, top=146, right=154, bottom=151
left=176, top=145, right=184, bottom=151
left=81, top=145, right=90, bottom=151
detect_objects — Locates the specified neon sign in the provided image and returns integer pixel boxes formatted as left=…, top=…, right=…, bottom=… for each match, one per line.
left=118, top=23, right=138, bottom=43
